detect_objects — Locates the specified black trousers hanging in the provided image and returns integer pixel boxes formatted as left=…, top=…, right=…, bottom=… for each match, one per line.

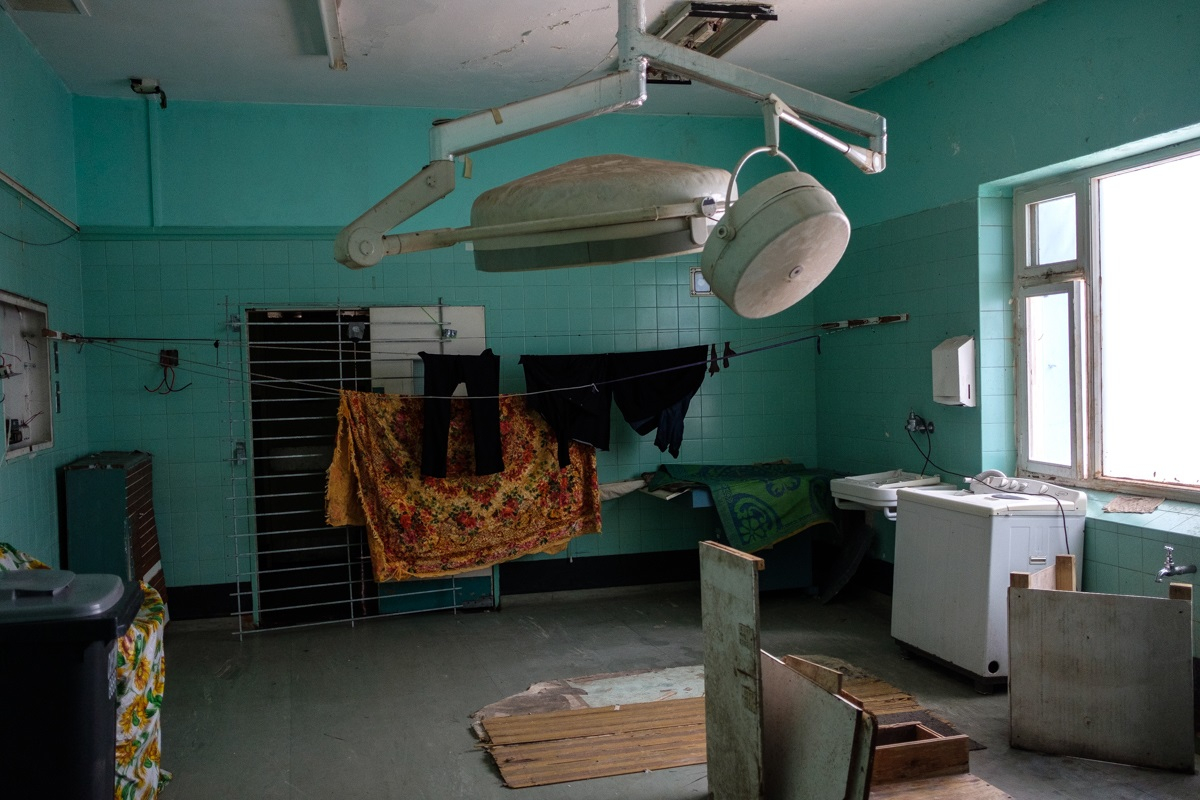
left=419, top=349, right=504, bottom=478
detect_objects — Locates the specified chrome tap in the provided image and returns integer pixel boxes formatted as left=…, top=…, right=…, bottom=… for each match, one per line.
left=1155, top=545, right=1198, bottom=583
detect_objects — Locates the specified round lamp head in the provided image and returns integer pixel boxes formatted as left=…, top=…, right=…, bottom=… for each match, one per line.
left=700, top=171, right=849, bottom=319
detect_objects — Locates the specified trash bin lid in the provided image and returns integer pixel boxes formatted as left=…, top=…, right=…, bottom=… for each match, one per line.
left=0, top=570, right=126, bottom=624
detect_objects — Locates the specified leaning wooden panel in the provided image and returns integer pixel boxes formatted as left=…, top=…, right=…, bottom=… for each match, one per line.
left=1008, top=587, right=1195, bottom=772
left=700, top=540, right=766, bottom=800
left=761, top=652, right=868, bottom=800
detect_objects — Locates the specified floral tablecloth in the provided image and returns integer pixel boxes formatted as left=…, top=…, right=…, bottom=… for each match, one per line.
left=327, top=391, right=602, bottom=580
left=0, top=542, right=170, bottom=799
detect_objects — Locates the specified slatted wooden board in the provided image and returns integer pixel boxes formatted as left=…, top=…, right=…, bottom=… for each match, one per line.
left=481, top=697, right=706, bottom=788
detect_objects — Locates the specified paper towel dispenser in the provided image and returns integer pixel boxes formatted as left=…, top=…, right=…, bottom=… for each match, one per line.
left=932, top=335, right=975, bottom=407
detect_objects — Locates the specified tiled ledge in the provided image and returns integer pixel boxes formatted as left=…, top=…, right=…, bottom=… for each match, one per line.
left=1082, top=490, right=1199, bottom=655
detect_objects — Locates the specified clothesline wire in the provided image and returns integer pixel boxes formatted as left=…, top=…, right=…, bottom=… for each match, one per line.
left=78, top=328, right=829, bottom=401
left=173, top=323, right=828, bottom=361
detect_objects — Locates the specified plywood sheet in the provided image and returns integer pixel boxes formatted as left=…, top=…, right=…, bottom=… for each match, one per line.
left=761, top=652, right=869, bottom=800
left=1008, top=587, right=1194, bottom=771
left=700, top=540, right=766, bottom=800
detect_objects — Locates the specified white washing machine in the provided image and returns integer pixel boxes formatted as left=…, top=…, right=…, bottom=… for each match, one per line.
left=890, top=476, right=1086, bottom=689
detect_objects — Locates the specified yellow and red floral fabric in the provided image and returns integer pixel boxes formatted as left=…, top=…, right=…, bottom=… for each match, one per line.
left=0, top=542, right=170, bottom=799
left=327, top=391, right=602, bottom=581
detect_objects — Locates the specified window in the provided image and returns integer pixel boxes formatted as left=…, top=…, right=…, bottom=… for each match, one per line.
left=1013, top=143, right=1200, bottom=497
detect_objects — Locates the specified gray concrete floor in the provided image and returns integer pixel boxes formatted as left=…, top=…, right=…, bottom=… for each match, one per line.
left=161, top=583, right=1199, bottom=799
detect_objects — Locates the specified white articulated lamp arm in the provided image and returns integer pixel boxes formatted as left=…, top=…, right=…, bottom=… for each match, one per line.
left=335, top=0, right=887, bottom=270
left=334, top=160, right=457, bottom=269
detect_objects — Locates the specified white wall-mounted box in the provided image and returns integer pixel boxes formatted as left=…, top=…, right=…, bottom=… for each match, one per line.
left=932, top=335, right=976, bottom=407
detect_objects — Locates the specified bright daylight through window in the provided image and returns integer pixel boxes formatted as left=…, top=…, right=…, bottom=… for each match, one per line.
left=1014, top=144, right=1200, bottom=494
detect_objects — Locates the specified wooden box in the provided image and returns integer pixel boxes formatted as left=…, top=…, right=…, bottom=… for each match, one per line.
left=871, top=721, right=969, bottom=784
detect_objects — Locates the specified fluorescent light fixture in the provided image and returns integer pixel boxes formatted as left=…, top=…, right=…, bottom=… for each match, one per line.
left=649, top=2, right=776, bottom=84
left=655, top=2, right=776, bottom=58
left=316, top=0, right=347, bottom=71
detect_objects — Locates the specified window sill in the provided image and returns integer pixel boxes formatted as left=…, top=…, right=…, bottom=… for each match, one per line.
left=1084, top=489, right=1200, bottom=539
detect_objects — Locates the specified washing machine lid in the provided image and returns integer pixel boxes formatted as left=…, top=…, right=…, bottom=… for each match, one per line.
left=896, top=487, right=1084, bottom=516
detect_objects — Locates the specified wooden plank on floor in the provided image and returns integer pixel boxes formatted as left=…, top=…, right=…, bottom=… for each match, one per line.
left=700, top=540, right=766, bottom=800
left=870, top=773, right=1013, bottom=799
left=487, top=723, right=706, bottom=788
left=1009, top=587, right=1194, bottom=771
left=482, top=696, right=704, bottom=745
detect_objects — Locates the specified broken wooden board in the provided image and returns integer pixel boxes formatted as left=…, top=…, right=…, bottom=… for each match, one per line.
left=796, top=654, right=921, bottom=716
left=782, top=654, right=844, bottom=694
left=700, top=540, right=766, bottom=800
left=1008, top=586, right=1195, bottom=772
left=481, top=697, right=706, bottom=788
left=761, top=652, right=872, bottom=800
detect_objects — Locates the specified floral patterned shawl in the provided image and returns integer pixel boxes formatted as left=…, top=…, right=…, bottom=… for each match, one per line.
left=327, top=391, right=601, bottom=581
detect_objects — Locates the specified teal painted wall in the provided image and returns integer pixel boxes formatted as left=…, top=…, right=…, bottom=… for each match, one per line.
left=0, top=12, right=88, bottom=563
left=73, top=97, right=793, bottom=230
left=0, top=13, right=78, bottom=218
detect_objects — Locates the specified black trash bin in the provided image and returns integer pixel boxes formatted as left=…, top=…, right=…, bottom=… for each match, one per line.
left=0, top=568, right=142, bottom=800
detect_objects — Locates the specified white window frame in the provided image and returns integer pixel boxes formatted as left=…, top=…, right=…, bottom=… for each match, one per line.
left=1013, top=140, right=1200, bottom=501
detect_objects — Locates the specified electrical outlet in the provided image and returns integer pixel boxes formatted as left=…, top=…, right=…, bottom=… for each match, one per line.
left=905, top=411, right=934, bottom=434
left=158, top=349, right=179, bottom=368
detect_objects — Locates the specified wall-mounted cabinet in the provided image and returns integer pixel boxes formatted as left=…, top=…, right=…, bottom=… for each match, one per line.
left=1, top=291, right=53, bottom=459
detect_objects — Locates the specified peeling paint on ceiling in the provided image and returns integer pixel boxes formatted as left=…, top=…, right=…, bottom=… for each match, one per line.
left=6, top=0, right=1047, bottom=115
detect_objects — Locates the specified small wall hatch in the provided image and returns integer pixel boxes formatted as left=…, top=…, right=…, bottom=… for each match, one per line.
left=1, top=290, right=54, bottom=459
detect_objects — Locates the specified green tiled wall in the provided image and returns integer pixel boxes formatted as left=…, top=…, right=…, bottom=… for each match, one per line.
left=813, top=201, right=983, bottom=478
left=0, top=11, right=85, bottom=564
left=79, top=234, right=818, bottom=587
left=0, top=184, right=89, bottom=562
left=1084, top=498, right=1200, bottom=655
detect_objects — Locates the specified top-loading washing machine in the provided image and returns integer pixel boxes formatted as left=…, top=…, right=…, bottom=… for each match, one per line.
left=890, top=475, right=1086, bottom=690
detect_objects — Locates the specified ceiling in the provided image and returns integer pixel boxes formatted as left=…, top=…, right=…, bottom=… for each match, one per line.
left=6, top=0, right=1045, bottom=116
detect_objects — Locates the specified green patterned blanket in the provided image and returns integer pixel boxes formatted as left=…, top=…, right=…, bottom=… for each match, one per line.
left=648, top=464, right=836, bottom=552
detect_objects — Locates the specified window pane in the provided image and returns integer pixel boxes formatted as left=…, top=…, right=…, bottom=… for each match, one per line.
left=1098, top=152, right=1200, bottom=485
left=1026, top=292, right=1072, bottom=466
left=1032, top=195, right=1076, bottom=266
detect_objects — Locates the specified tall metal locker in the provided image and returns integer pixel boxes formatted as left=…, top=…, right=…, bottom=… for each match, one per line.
left=64, top=451, right=169, bottom=608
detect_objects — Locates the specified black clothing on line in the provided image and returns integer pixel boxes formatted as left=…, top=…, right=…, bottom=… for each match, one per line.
left=520, top=345, right=709, bottom=465
left=418, top=349, right=504, bottom=478
left=519, top=354, right=611, bottom=468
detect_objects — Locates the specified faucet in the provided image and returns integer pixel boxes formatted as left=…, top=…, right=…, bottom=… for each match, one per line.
left=1155, top=545, right=1198, bottom=583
